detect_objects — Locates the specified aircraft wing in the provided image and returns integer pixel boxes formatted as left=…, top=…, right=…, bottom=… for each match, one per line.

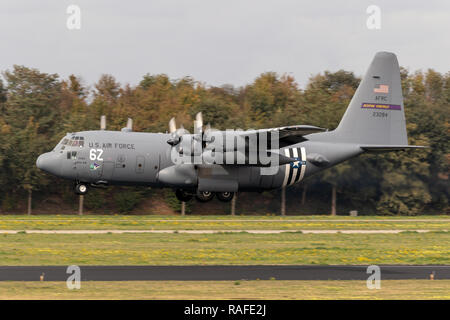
left=241, top=125, right=327, bottom=148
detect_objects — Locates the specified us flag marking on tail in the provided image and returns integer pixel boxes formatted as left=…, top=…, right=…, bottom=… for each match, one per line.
left=374, top=84, right=389, bottom=93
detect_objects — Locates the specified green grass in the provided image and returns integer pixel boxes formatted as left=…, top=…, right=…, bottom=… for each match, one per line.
left=0, top=215, right=448, bottom=230
left=0, top=232, right=448, bottom=265
left=0, top=280, right=449, bottom=300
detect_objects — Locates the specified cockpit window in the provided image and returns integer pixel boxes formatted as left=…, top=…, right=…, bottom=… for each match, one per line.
left=61, top=136, right=85, bottom=148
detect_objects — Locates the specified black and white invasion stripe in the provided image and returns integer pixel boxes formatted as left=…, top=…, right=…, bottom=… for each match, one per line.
left=282, top=147, right=306, bottom=187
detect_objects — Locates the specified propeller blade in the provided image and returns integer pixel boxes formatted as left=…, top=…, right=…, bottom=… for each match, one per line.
left=169, top=118, right=177, bottom=133
left=100, top=115, right=106, bottom=130
left=126, top=118, right=133, bottom=130
left=194, top=112, right=203, bottom=135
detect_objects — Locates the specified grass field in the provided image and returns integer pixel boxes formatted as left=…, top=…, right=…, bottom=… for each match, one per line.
left=0, top=215, right=449, bottom=231
left=0, top=280, right=448, bottom=300
left=0, top=231, right=448, bottom=265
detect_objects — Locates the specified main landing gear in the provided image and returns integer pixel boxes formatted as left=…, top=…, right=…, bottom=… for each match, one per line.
left=195, top=191, right=215, bottom=202
left=175, top=189, right=235, bottom=203
left=215, top=192, right=234, bottom=202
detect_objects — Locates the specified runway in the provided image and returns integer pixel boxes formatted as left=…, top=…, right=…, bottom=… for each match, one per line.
left=0, top=229, right=445, bottom=234
left=0, top=265, right=449, bottom=281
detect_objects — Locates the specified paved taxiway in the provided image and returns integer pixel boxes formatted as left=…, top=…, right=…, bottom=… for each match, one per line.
left=0, top=229, right=445, bottom=234
left=1, top=265, right=449, bottom=281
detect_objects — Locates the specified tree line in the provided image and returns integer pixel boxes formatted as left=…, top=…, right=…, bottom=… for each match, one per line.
left=0, top=65, right=448, bottom=215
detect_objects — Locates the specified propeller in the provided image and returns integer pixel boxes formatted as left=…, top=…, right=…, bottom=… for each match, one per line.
left=166, top=112, right=206, bottom=162
left=167, top=117, right=186, bottom=146
left=169, top=117, right=177, bottom=134
left=121, top=118, right=133, bottom=132
left=194, top=112, right=203, bottom=135
left=126, top=118, right=133, bottom=130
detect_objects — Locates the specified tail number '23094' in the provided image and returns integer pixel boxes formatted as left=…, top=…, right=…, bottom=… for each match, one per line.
left=89, top=149, right=104, bottom=161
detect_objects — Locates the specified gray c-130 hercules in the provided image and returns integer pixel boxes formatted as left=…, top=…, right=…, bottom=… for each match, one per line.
left=36, top=52, right=425, bottom=202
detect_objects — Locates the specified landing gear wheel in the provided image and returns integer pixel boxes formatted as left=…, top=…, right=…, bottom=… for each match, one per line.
left=175, top=189, right=193, bottom=202
left=195, top=191, right=215, bottom=202
left=216, top=192, right=235, bottom=202
left=75, top=183, right=88, bottom=195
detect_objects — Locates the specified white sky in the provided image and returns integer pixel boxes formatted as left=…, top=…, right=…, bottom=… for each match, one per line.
left=0, top=0, right=448, bottom=88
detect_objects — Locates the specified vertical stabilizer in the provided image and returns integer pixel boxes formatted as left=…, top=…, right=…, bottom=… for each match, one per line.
left=333, top=52, right=408, bottom=145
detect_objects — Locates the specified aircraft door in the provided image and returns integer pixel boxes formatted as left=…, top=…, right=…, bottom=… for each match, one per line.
left=101, top=161, right=115, bottom=181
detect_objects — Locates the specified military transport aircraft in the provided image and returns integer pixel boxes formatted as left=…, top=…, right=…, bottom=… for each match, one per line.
left=36, top=52, right=425, bottom=202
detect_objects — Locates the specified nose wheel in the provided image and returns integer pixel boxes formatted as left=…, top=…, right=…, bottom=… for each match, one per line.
left=74, top=183, right=89, bottom=195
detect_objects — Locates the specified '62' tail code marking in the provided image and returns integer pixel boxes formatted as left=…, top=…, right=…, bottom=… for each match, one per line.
left=89, top=149, right=104, bottom=161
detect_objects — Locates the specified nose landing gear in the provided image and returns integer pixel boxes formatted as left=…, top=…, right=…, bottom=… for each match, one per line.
left=74, top=183, right=89, bottom=195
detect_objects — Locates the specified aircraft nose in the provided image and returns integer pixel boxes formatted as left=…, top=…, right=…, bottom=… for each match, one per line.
left=36, top=152, right=61, bottom=176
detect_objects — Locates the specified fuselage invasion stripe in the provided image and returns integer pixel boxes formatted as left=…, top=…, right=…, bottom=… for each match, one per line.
left=299, top=147, right=306, bottom=181
left=293, top=147, right=302, bottom=183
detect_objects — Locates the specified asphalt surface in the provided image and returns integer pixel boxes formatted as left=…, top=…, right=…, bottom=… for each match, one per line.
left=0, top=265, right=449, bottom=281
left=0, top=229, right=444, bottom=234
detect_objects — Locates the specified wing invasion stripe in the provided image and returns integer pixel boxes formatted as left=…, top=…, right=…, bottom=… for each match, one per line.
left=286, top=148, right=295, bottom=186
left=282, top=148, right=290, bottom=187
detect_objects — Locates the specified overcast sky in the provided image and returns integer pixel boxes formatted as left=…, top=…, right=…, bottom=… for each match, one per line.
left=0, top=0, right=448, bottom=89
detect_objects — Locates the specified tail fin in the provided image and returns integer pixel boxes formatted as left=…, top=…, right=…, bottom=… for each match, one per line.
left=333, top=52, right=408, bottom=146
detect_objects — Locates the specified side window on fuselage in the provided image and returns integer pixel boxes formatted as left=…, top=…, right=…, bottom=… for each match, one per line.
left=67, top=151, right=77, bottom=160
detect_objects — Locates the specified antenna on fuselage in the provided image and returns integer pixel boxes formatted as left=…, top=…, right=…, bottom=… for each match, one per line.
left=100, top=115, right=106, bottom=130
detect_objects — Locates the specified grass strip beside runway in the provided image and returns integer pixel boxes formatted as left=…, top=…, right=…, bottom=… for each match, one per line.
left=0, top=280, right=448, bottom=300
left=0, top=215, right=449, bottom=231
left=0, top=232, right=448, bottom=265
